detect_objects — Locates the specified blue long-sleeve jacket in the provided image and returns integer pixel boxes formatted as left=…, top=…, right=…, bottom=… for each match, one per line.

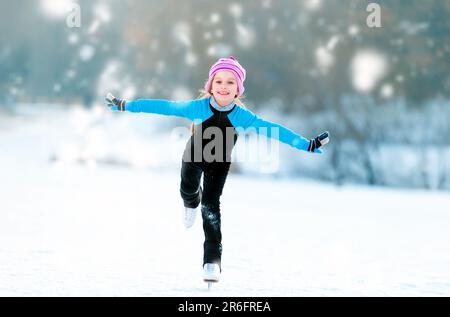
left=111, top=96, right=321, bottom=162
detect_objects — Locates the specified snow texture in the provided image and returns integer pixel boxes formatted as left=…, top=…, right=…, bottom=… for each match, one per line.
left=0, top=104, right=450, bottom=296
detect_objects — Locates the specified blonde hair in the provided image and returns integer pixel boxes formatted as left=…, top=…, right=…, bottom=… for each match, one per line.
left=190, top=90, right=246, bottom=134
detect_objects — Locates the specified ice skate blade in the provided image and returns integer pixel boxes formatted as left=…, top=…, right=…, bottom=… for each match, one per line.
left=205, top=281, right=217, bottom=290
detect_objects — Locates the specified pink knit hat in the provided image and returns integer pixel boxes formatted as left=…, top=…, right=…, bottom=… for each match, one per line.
left=204, top=56, right=246, bottom=97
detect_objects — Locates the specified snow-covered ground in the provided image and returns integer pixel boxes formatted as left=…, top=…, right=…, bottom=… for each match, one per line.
left=1, top=104, right=450, bottom=296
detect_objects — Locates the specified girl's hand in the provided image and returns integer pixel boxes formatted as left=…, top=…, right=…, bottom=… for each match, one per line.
left=308, top=131, right=330, bottom=153
left=105, top=93, right=126, bottom=111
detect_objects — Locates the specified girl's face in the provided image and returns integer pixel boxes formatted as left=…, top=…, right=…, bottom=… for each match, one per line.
left=210, top=71, right=238, bottom=106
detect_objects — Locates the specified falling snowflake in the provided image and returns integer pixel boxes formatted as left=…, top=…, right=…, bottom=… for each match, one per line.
left=88, top=20, right=101, bottom=35
left=172, top=87, right=194, bottom=101
left=210, top=13, right=221, bottom=24
left=207, top=44, right=232, bottom=57
left=79, top=45, right=96, bottom=62
left=229, top=4, right=242, bottom=19
left=380, top=84, right=394, bottom=98
left=40, top=0, right=73, bottom=18
left=396, top=75, right=404, bottom=83
left=66, top=69, right=76, bottom=79
left=351, top=50, right=388, bottom=93
left=94, top=3, right=111, bottom=23
left=122, top=86, right=136, bottom=100
left=303, top=0, right=322, bottom=11
left=326, top=35, right=340, bottom=50
left=173, top=22, right=192, bottom=47
left=262, top=0, right=272, bottom=9
left=315, top=45, right=334, bottom=74
left=398, top=21, right=429, bottom=35
left=316, top=48, right=333, bottom=72
left=348, top=25, right=359, bottom=36
left=68, top=34, right=79, bottom=45
left=236, top=23, right=256, bottom=49
left=185, top=51, right=198, bottom=66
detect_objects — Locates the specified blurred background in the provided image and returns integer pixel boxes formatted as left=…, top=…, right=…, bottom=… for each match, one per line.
left=1, top=0, right=450, bottom=189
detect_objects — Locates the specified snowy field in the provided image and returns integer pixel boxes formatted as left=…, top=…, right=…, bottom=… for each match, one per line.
left=1, top=104, right=450, bottom=296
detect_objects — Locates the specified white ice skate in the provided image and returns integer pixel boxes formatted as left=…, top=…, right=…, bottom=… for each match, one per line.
left=183, top=205, right=199, bottom=229
left=203, top=263, right=220, bottom=289
left=183, top=187, right=202, bottom=229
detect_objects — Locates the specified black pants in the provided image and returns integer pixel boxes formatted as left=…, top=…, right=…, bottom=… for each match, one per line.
left=180, top=160, right=231, bottom=270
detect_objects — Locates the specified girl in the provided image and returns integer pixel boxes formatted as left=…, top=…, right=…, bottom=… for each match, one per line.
left=105, top=56, right=329, bottom=284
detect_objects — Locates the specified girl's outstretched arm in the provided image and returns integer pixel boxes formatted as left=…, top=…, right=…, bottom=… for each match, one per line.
left=105, top=93, right=206, bottom=121
left=228, top=106, right=329, bottom=153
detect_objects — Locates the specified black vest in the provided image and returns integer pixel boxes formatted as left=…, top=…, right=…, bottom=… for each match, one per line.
left=182, top=104, right=239, bottom=164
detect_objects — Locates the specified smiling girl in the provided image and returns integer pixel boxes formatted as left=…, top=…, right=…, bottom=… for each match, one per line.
left=105, top=56, right=329, bottom=285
